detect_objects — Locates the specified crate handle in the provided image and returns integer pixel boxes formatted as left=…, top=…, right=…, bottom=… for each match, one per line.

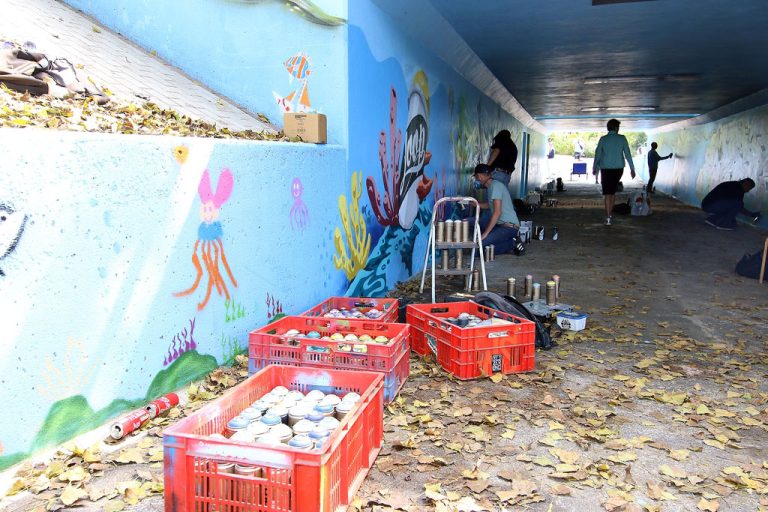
left=488, top=331, right=508, bottom=338
left=429, top=307, right=449, bottom=313
left=353, top=301, right=375, bottom=308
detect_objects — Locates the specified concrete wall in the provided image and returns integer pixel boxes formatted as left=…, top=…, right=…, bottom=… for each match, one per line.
left=651, top=105, right=768, bottom=228
left=64, top=0, right=349, bottom=145
left=0, top=129, right=347, bottom=468
left=341, top=1, right=546, bottom=295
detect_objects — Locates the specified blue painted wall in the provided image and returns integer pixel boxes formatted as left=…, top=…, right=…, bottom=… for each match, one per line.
left=651, top=105, right=768, bottom=229
left=0, top=129, right=346, bottom=467
left=64, top=0, right=349, bottom=145
left=342, top=1, right=546, bottom=295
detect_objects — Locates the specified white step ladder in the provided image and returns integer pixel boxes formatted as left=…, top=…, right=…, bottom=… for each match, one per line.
left=419, top=196, right=487, bottom=303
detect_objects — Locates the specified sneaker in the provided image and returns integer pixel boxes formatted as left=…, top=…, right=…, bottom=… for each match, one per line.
left=705, top=218, right=734, bottom=230
left=604, top=217, right=612, bottom=226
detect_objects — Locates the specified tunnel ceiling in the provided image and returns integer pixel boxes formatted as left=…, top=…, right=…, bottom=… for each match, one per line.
left=426, top=0, right=768, bottom=132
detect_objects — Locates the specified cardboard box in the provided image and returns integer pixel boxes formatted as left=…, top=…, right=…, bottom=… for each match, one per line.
left=284, top=112, right=327, bottom=144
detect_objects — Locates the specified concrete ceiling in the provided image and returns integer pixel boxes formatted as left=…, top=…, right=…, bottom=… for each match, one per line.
left=426, top=0, right=768, bottom=132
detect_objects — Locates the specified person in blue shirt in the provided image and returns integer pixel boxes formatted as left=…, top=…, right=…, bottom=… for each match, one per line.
left=646, top=142, right=673, bottom=194
left=593, top=119, right=635, bottom=226
left=473, top=164, right=523, bottom=255
left=701, top=178, right=761, bottom=230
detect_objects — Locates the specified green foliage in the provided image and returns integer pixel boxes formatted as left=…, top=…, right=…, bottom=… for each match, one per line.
left=224, top=299, right=246, bottom=323
left=145, top=350, right=218, bottom=399
left=220, top=335, right=245, bottom=366
left=549, top=130, right=647, bottom=158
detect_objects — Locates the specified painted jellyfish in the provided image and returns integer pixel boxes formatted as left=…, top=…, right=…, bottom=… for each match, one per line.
left=174, top=168, right=238, bottom=311
left=290, top=177, right=310, bottom=230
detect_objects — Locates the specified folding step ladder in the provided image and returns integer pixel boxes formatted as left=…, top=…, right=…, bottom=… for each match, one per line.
left=419, top=196, right=487, bottom=303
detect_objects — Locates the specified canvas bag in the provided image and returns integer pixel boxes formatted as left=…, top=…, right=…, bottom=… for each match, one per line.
left=630, top=191, right=652, bottom=216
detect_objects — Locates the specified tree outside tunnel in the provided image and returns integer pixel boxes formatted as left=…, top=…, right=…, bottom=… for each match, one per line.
left=549, top=131, right=647, bottom=158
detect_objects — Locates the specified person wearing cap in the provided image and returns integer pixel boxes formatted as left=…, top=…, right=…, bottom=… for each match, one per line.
left=593, top=119, right=635, bottom=226
left=646, top=142, right=673, bottom=194
left=472, top=164, right=522, bottom=255
left=701, top=178, right=761, bottom=230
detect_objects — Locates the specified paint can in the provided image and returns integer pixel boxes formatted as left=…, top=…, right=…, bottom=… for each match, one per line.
left=552, top=227, right=559, bottom=241
left=506, top=277, right=516, bottom=297
left=217, top=462, right=236, bottom=508
left=461, top=220, right=470, bottom=242
left=471, top=269, right=481, bottom=292
left=455, top=249, right=463, bottom=270
left=524, top=274, right=533, bottom=299
left=445, top=220, right=454, bottom=243
left=146, top=392, right=180, bottom=419
left=532, top=282, right=541, bottom=301
left=489, top=245, right=495, bottom=261
left=484, top=246, right=491, bottom=262
left=441, top=249, right=449, bottom=270
left=546, top=281, right=557, bottom=306
left=538, top=226, right=545, bottom=241
left=453, top=219, right=462, bottom=242
left=110, top=408, right=151, bottom=440
left=552, top=275, right=560, bottom=299
left=436, top=221, right=445, bottom=243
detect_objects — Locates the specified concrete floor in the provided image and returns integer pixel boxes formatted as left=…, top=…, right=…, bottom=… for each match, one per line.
left=2, top=177, right=766, bottom=511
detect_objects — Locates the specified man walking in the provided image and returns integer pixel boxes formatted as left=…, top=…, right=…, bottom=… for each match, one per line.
left=701, top=178, right=761, bottom=230
left=646, top=142, right=673, bottom=193
left=593, top=119, right=635, bottom=226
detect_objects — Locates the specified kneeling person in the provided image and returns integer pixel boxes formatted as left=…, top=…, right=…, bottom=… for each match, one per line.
left=473, top=164, right=521, bottom=255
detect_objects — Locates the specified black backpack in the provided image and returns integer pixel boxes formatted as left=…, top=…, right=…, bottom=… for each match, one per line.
left=472, top=291, right=554, bottom=350
left=735, top=250, right=766, bottom=280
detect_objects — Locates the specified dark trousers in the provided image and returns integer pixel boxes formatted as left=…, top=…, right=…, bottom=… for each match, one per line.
left=479, top=219, right=519, bottom=255
left=647, top=167, right=658, bottom=192
left=703, top=198, right=743, bottom=228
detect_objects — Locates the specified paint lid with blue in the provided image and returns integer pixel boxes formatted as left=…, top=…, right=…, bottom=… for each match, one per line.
left=314, top=403, right=335, bottom=415
left=260, top=412, right=282, bottom=426
left=309, top=425, right=331, bottom=440
left=227, top=416, right=249, bottom=431
left=306, top=411, right=325, bottom=423
left=288, top=434, right=313, bottom=449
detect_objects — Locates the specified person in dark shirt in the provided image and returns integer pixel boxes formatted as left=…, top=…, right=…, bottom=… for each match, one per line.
left=701, top=178, right=761, bottom=230
left=487, top=130, right=518, bottom=186
left=646, top=142, right=672, bottom=193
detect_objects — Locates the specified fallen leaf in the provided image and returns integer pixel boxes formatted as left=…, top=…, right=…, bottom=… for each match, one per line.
left=697, top=498, right=719, bottom=511
left=60, top=485, right=87, bottom=506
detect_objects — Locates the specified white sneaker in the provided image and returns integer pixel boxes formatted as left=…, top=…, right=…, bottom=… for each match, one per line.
left=604, top=217, right=612, bottom=226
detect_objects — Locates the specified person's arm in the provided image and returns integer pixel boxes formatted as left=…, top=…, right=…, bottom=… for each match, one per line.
left=623, top=138, right=636, bottom=178
left=592, top=141, right=602, bottom=174
left=482, top=199, right=502, bottom=239
left=662, top=153, right=673, bottom=160
left=487, top=148, right=500, bottom=167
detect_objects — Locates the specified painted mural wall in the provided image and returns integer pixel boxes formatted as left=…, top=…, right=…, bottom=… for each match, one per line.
left=652, top=105, right=768, bottom=229
left=341, top=1, right=546, bottom=296
left=0, top=129, right=347, bottom=469
left=63, top=0, right=349, bottom=145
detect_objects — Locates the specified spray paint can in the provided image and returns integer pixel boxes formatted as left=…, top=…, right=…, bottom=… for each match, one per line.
left=441, top=249, right=449, bottom=270
left=461, top=220, right=469, bottom=242
left=546, top=281, right=557, bottom=306
left=484, top=246, right=491, bottom=262
left=524, top=275, right=533, bottom=299
left=552, top=275, right=561, bottom=300
left=110, top=408, right=151, bottom=440
left=471, top=269, right=481, bottom=291
left=445, top=220, right=454, bottom=243
left=532, top=282, right=541, bottom=301
left=506, top=277, right=516, bottom=297
left=453, top=219, right=462, bottom=243
left=489, top=245, right=495, bottom=261
left=146, top=392, right=180, bottom=419
left=552, top=227, right=559, bottom=241
left=538, top=227, right=545, bottom=241
left=436, top=221, right=445, bottom=243
left=455, top=249, right=463, bottom=270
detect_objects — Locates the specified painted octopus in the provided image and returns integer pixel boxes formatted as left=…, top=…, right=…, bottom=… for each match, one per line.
left=290, top=177, right=310, bottom=230
left=174, top=169, right=237, bottom=310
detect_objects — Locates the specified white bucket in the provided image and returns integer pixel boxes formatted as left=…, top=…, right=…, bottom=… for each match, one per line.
left=556, top=311, right=588, bottom=331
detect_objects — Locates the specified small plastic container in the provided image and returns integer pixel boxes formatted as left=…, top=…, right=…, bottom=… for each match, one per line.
left=280, top=398, right=297, bottom=410
left=556, top=311, right=588, bottom=331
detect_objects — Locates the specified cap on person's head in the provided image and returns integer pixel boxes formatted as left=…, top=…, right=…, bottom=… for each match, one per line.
left=474, top=164, right=493, bottom=176
left=651, top=142, right=658, bottom=149
left=607, top=119, right=620, bottom=131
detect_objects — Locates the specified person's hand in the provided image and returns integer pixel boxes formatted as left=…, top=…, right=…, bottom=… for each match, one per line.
left=631, top=170, right=636, bottom=179
left=481, top=232, right=489, bottom=241
left=668, top=153, right=673, bottom=158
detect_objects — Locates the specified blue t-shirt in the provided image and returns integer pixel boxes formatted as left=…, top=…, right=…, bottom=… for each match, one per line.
left=488, top=180, right=519, bottom=226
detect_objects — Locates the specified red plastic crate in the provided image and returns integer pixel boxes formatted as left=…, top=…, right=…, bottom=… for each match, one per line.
left=300, top=297, right=399, bottom=323
left=405, top=304, right=432, bottom=356
left=163, top=365, right=384, bottom=512
left=415, top=302, right=536, bottom=379
left=249, top=316, right=409, bottom=373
